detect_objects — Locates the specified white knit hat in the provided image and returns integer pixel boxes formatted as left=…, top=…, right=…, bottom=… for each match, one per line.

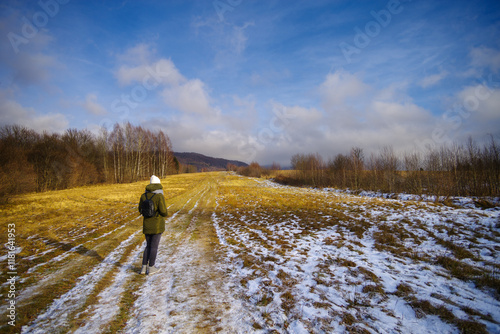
left=150, top=175, right=161, bottom=184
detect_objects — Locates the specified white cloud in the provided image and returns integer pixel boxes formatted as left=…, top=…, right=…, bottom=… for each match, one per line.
left=458, top=85, right=500, bottom=120
left=470, top=47, right=500, bottom=73
left=83, top=94, right=107, bottom=115
left=116, top=44, right=219, bottom=117
left=162, top=79, right=217, bottom=116
left=370, top=101, right=433, bottom=126
left=454, top=85, right=500, bottom=138
left=373, top=81, right=411, bottom=104
left=226, top=95, right=258, bottom=131
left=320, top=70, right=369, bottom=108
left=0, top=98, right=68, bottom=133
left=250, top=72, right=439, bottom=164
left=271, top=102, right=323, bottom=140
left=419, top=71, right=448, bottom=88
left=318, top=71, right=370, bottom=129
left=136, top=68, right=445, bottom=166
left=141, top=115, right=251, bottom=162
left=117, top=43, right=155, bottom=65
left=109, top=41, right=497, bottom=166
left=116, top=58, right=184, bottom=87
left=367, top=100, right=435, bottom=150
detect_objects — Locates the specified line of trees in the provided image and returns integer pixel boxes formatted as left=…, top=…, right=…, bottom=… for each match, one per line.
left=104, top=123, right=175, bottom=183
left=0, top=123, right=177, bottom=202
left=275, top=137, right=500, bottom=198
left=237, top=162, right=270, bottom=178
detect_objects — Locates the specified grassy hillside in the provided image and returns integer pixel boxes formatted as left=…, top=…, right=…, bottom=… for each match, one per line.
left=174, top=152, right=248, bottom=171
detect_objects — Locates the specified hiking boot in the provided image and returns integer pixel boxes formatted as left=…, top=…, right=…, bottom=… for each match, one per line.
left=148, top=266, right=161, bottom=275
left=140, top=265, right=147, bottom=275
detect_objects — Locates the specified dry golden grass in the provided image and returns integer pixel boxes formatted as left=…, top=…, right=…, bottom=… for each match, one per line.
left=0, top=173, right=207, bottom=273
left=0, top=172, right=219, bottom=333
left=2, top=172, right=496, bottom=333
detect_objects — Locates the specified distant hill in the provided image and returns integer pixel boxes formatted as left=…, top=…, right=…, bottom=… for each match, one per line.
left=174, top=152, right=248, bottom=171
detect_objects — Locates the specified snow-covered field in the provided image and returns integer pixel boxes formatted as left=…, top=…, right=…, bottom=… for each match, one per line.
left=213, top=178, right=500, bottom=333
left=3, top=172, right=499, bottom=333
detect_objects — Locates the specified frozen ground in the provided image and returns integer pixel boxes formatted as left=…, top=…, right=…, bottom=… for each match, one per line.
left=213, top=178, right=500, bottom=333
left=7, top=173, right=500, bottom=333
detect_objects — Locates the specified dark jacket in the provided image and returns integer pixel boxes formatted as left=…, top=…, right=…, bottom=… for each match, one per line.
left=138, top=183, right=168, bottom=234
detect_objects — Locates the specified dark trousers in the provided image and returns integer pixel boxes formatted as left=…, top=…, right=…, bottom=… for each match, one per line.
left=142, top=233, right=162, bottom=266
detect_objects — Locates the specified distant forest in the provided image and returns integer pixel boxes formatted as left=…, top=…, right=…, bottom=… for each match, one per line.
left=0, top=123, right=177, bottom=202
left=2, top=123, right=499, bottom=202
left=272, top=137, right=500, bottom=198
left=174, top=152, right=248, bottom=173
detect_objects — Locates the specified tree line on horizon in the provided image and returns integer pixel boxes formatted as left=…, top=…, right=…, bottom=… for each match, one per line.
left=0, top=123, right=178, bottom=203
left=272, top=137, right=500, bottom=198
left=2, top=123, right=498, bottom=202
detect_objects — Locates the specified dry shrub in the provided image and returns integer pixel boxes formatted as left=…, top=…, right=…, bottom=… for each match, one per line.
left=358, top=266, right=380, bottom=283
left=409, top=299, right=487, bottom=333
left=339, top=258, right=357, bottom=268
left=436, top=238, right=475, bottom=260
left=394, top=283, right=414, bottom=299
left=373, top=230, right=399, bottom=250
left=341, top=312, right=356, bottom=326
left=362, top=284, right=385, bottom=296
left=281, top=290, right=295, bottom=313
left=238, top=162, right=265, bottom=178
left=435, top=256, right=481, bottom=281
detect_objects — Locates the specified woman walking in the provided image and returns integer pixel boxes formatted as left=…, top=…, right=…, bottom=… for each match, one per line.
left=138, top=175, right=168, bottom=275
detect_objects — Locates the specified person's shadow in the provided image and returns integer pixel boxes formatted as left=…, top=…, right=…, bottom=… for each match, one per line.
left=42, top=239, right=105, bottom=262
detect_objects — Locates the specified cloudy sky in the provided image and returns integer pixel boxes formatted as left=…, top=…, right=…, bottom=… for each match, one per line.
left=1, top=0, right=499, bottom=165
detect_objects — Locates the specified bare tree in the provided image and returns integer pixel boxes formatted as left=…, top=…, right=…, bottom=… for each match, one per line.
left=404, top=151, right=422, bottom=194
left=350, top=147, right=364, bottom=189
left=328, top=153, right=349, bottom=188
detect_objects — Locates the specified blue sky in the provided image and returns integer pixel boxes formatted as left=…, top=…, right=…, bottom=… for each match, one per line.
left=1, top=0, right=500, bottom=165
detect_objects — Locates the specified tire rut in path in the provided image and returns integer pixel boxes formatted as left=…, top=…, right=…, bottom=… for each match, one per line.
left=21, top=229, right=143, bottom=334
